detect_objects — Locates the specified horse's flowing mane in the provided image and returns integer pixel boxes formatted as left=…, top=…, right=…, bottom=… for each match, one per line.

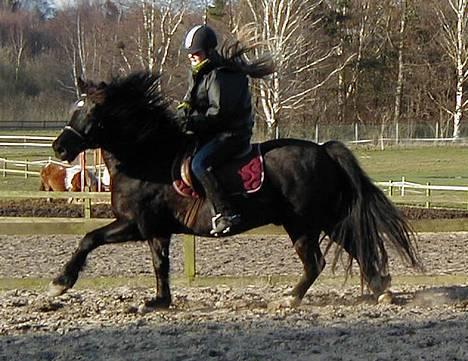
left=100, top=71, right=180, bottom=145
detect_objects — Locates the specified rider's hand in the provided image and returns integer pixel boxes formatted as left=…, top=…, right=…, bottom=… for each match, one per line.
left=176, top=101, right=190, bottom=118
left=175, top=102, right=193, bottom=133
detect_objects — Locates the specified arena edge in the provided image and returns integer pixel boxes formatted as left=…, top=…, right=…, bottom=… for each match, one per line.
left=0, top=217, right=468, bottom=235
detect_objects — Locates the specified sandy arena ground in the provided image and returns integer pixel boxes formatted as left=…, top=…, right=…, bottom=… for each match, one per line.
left=0, top=230, right=467, bottom=361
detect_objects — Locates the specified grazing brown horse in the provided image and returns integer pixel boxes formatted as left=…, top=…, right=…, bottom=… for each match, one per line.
left=39, top=163, right=98, bottom=193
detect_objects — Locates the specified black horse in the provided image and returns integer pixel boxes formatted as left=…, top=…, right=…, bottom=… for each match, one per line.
left=50, top=71, right=420, bottom=310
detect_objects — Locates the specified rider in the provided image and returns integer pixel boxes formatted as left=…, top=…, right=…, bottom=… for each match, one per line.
left=176, top=24, right=274, bottom=236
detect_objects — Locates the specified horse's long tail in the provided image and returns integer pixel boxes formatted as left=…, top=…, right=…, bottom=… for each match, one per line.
left=322, top=140, right=422, bottom=282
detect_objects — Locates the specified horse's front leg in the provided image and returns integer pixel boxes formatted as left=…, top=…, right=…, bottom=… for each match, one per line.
left=48, top=220, right=141, bottom=297
left=139, top=237, right=172, bottom=312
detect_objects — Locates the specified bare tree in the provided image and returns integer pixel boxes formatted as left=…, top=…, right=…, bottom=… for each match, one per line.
left=436, top=0, right=468, bottom=139
left=60, top=13, right=94, bottom=97
left=133, top=0, right=186, bottom=75
left=242, top=0, right=354, bottom=137
left=393, top=0, right=407, bottom=129
left=9, top=18, right=26, bottom=81
left=55, top=6, right=111, bottom=98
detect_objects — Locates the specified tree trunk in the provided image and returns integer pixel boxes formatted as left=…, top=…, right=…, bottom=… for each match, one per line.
left=394, top=0, right=407, bottom=127
left=452, top=0, right=467, bottom=139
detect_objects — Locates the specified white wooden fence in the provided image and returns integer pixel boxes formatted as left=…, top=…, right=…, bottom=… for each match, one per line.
left=2, top=134, right=468, bottom=209
left=0, top=135, right=55, bottom=147
left=377, top=178, right=468, bottom=209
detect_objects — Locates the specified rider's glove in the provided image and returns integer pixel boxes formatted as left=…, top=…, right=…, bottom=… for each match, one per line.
left=175, top=102, right=193, bottom=134
left=176, top=101, right=191, bottom=118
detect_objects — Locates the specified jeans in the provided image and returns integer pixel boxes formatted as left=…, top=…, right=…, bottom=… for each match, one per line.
left=191, top=132, right=250, bottom=178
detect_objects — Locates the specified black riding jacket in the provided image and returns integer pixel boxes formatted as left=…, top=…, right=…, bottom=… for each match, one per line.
left=183, top=57, right=254, bottom=141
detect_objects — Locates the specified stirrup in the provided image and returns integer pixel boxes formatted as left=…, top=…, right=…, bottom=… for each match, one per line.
left=210, top=213, right=241, bottom=236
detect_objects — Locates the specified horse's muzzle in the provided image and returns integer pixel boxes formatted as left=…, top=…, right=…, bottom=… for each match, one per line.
left=52, top=128, right=86, bottom=162
left=52, top=138, right=76, bottom=163
left=52, top=141, right=68, bottom=161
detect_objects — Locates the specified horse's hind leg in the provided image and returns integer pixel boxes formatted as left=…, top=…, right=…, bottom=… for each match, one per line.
left=270, top=223, right=324, bottom=309
left=139, top=237, right=172, bottom=312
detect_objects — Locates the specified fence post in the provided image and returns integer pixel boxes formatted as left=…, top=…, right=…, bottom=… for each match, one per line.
left=401, top=176, right=406, bottom=197
left=425, top=182, right=431, bottom=209
left=395, top=122, right=399, bottom=144
left=315, top=123, right=319, bottom=144
left=354, top=123, right=359, bottom=143
left=84, top=198, right=91, bottom=218
left=183, top=235, right=196, bottom=282
left=388, top=180, right=393, bottom=197
left=24, top=159, right=28, bottom=179
left=2, top=158, right=6, bottom=177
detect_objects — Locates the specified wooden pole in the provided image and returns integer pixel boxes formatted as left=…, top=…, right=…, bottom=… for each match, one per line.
left=80, top=152, right=91, bottom=218
left=80, top=152, right=86, bottom=192
left=395, top=122, right=399, bottom=144
left=183, top=235, right=196, bottom=282
left=354, top=123, right=358, bottom=143
left=425, top=182, right=431, bottom=209
left=97, top=149, right=102, bottom=192
left=2, top=158, right=6, bottom=177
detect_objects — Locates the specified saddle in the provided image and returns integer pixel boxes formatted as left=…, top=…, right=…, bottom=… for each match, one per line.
left=172, top=143, right=265, bottom=199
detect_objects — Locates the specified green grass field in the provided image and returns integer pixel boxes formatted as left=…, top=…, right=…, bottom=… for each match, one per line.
left=354, top=146, right=468, bottom=186
left=1, top=131, right=468, bottom=208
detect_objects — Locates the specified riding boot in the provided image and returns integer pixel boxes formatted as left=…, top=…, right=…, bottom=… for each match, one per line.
left=197, top=169, right=241, bottom=235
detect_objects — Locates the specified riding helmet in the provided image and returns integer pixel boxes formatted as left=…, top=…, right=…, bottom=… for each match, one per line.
left=184, top=25, right=218, bottom=53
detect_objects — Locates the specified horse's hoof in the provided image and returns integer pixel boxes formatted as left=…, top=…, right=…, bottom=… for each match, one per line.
left=377, top=291, right=393, bottom=304
left=137, top=303, right=170, bottom=314
left=137, top=304, right=155, bottom=314
left=47, top=281, right=69, bottom=297
left=268, top=295, right=302, bottom=310
left=137, top=298, right=171, bottom=313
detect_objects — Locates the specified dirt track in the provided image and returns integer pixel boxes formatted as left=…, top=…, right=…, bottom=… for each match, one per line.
left=0, top=228, right=467, bottom=360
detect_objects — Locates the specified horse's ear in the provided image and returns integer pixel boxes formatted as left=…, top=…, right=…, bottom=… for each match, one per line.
left=90, top=89, right=106, bottom=105
left=77, top=77, right=105, bottom=97
left=77, top=76, right=91, bottom=95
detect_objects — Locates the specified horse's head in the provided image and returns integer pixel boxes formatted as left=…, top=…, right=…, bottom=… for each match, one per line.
left=53, top=72, right=176, bottom=163
left=53, top=78, right=106, bottom=162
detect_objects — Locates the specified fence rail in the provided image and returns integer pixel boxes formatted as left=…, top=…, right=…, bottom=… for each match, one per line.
left=0, top=135, right=55, bottom=148
left=377, top=179, right=468, bottom=209
left=1, top=190, right=468, bottom=281
left=2, top=159, right=468, bottom=209
left=1, top=157, right=66, bottom=178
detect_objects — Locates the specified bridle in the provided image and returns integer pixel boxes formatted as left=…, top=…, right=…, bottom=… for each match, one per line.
left=63, top=125, right=86, bottom=141
left=61, top=96, right=102, bottom=147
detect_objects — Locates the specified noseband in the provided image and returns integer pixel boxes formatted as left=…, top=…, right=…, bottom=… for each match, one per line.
left=62, top=96, right=101, bottom=147
left=64, top=125, right=86, bottom=141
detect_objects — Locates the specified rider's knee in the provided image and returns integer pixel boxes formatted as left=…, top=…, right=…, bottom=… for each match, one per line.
left=191, top=155, right=209, bottom=178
